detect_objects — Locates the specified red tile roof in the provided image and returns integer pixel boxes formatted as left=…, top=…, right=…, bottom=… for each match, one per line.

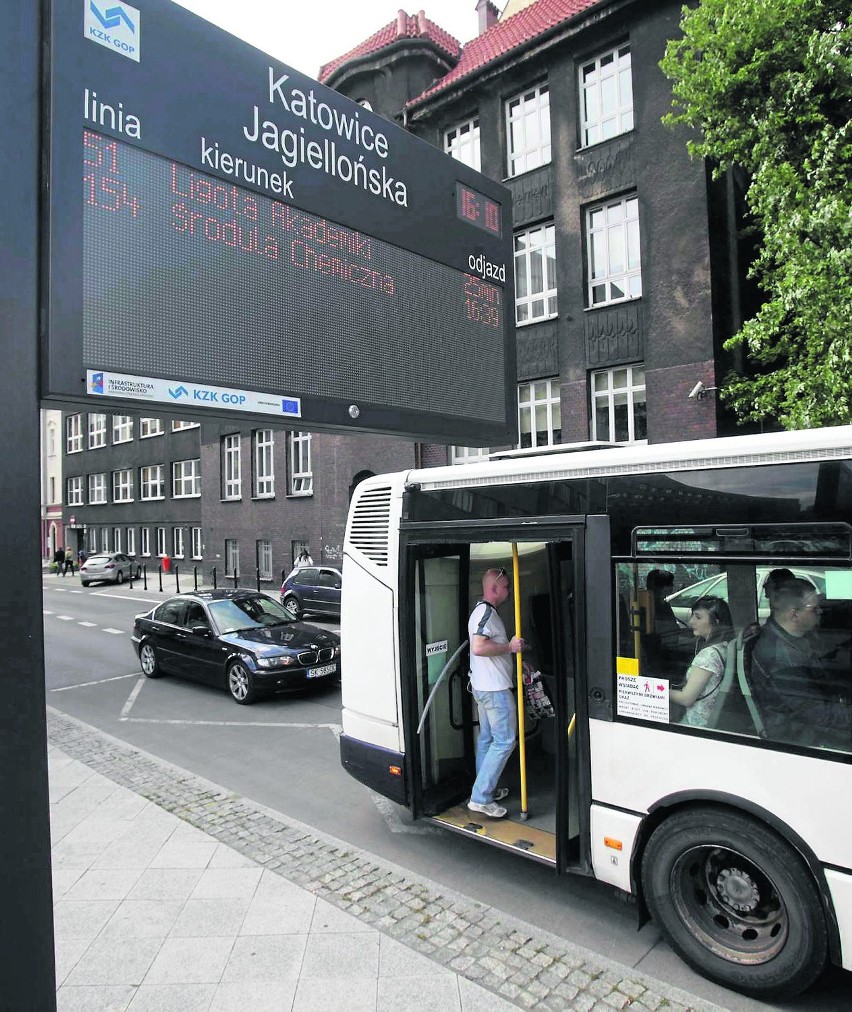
left=408, top=0, right=603, bottom=107
left=319, top=10, right=462, bottom=84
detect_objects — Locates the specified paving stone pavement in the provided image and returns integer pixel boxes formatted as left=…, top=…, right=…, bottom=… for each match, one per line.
left=48, top=708, right=725, bottom=1011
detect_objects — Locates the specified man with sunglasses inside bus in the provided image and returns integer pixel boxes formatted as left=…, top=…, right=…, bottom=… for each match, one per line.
left=467, top=566, right=527, bottom=818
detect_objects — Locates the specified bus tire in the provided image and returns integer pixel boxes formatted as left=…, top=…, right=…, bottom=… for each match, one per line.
left=641, top=807, right=827, bottom=1000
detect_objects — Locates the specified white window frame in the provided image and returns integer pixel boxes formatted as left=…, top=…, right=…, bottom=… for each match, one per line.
left=112, top=527, right=121, bottom=553
left=173, top=527, right=185, bottom=559
left=288, top=432, right=312, bottom=496
left=87, top=413, right=107, bottom=449
left=586, top=194, right=642, bottom=307
left=172, top=458, right=201, bottom=498
left=252, top=429, right=275, bottom=497
left=100, top=528, right=109, bottom=553
left=171, top=420, right=200, bottom=431
left=451, top=446, right=490, bottom=465
left=580, top=43, right=633, bottom=147
left=444, top=116, right=481, bottom=171
left=506, top=82, right=551, bottom=177
left=191, top=527, right=202, bottom=560
left=257, top=539, right=273, bottom=581
left=139, top=417, right=163, bottom=438
left=222, top=434, right=242, bottom=500
left=112, top=415, right=133, bottom=443
left=112, top=469, right=133, bottom=502
left=225, top=538, right=239, bottom=577
left=514, top=223, right=557, bottom=325
left=88, top=472, right=107, bottom=504
left=141, top=527, right=150, bottom=557
left=591, top=364, right=647, bottom=444
left=155, top=527, right=166, bottom=558
left=126, top=527, right=136, bottom=556
left=66, top=475, right=84, bottom=505
left=66, top=414, right=83, bottom=453
left=518, top=380, right=561, bottom=450
left=140, top=464, right=165, bottom=500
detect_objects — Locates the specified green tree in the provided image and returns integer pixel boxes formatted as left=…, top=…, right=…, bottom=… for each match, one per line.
left=660, top=0, right=852, bottom=428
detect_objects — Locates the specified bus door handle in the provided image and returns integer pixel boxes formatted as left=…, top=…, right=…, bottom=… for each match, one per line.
left=447, top=667, right=465, bottom=731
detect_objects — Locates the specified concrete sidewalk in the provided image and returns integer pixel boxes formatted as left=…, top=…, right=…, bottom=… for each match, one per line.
left=48, top=710, right=720, bottom=1011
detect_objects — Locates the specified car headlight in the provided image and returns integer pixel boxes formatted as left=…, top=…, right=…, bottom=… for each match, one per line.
left=255, top=655, right=295, bottom=669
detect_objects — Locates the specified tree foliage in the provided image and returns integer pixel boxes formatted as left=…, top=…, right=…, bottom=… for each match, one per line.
left=660, top=0, right=852, bottom=429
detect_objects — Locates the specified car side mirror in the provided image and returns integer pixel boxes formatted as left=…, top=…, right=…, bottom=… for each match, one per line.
left=190, top=624, right=210, bottom=637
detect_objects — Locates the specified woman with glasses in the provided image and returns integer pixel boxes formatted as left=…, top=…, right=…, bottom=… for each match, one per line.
left=670, top=596, right=733, bottom=727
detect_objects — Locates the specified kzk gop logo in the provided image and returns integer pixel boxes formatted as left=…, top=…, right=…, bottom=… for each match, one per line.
left=84, top=1, right=140, bottom=62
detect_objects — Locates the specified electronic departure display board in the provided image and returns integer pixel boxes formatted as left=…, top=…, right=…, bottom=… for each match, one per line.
left=44, top=0, right=516, bottom=443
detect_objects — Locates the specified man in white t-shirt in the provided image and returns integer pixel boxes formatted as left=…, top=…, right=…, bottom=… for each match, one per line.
left=467, top=567, right=525, bottom=818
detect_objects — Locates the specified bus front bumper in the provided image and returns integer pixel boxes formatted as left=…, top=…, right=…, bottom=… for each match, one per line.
left=339, top=734, right=408, bottom=806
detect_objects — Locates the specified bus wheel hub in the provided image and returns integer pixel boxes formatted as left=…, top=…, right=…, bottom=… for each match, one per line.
left=716, top=867, right=760, bottom=912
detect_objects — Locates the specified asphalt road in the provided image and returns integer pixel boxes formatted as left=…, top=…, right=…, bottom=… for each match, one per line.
left=42, top=576, right=850, bottom=1011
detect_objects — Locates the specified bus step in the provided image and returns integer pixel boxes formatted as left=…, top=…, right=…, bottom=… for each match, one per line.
left=429, top=804, right=556, bottom=864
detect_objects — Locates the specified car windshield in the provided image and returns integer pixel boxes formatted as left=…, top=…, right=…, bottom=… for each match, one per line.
left=207, top=595, right=295, bottom=634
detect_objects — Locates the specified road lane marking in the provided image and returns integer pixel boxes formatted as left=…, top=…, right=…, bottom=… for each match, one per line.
left=102, top=628, right=125, bottom=635
left=120, top=677, right=146, bottom=718
left=57, top=615, right=75, bottom=621
left=94, top=591, right=164, bottom=604
left=120, top=716, right=343, bottom=731
left=50, top=672, right=140, bottom=692
left=78, top=621, right=97, bottom=627
left=43, top=610, right=54, bottom=615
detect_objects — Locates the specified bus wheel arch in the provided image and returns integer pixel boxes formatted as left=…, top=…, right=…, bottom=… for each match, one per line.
left=634, top=800, right=831, bottom=999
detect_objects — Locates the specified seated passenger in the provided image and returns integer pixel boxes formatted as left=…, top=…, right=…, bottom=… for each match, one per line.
left=670, top=596, right=733, bottom=726
left=750, top=578, right=851, bottom=750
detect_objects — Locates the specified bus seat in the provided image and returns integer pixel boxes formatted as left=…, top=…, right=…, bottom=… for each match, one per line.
left=735, top=625, right=767, bottom=738
left=704, top=638, right=738, bottom=729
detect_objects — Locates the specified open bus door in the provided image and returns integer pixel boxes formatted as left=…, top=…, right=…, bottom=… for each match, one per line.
left=407, top=544, right=475, bottom=818
left=402, top=523, right=603, bottom=873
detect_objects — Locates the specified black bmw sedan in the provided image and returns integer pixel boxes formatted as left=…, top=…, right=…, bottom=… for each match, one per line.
left=131, top=590, right=340, bottom=705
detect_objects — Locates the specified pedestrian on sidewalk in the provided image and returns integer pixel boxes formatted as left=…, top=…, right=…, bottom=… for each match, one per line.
left=53, top=546, right=65, bottom=575
left=64, top=547, right=75, bottom=576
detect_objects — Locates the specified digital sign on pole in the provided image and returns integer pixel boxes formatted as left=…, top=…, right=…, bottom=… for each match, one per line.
left=43, top=0, right=516, bottom=443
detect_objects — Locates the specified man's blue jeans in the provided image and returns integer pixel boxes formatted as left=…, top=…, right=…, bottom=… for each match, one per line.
left=471, top=688, right=516, bottom=804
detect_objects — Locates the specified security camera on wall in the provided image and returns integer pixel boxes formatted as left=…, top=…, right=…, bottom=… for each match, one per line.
left=688, top=381, right=707, bottom=400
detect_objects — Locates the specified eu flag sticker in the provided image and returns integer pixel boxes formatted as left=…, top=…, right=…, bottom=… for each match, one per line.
left=281, top=398, right=301, bottom=416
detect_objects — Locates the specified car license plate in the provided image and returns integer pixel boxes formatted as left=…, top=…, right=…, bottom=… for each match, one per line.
left=308, top=663, right=336, bottom=679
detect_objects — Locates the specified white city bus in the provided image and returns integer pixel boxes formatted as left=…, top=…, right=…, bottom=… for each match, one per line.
left=338, top=425, right=852, bottom=999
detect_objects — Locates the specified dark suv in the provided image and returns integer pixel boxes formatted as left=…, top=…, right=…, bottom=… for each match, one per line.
left=280, top=566, right=342, bottom=619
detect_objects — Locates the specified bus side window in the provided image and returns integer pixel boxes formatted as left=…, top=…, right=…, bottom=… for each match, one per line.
left=742, top=564, right=852, bottom=754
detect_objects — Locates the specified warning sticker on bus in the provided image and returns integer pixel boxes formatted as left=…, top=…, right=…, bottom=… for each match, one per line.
left=617, top=674, right=670, bottom=723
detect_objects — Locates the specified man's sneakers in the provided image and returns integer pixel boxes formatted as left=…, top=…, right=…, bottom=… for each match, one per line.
left=493, top=788, right=509, bottom=802
left=467, top=800, right=507, bottom=818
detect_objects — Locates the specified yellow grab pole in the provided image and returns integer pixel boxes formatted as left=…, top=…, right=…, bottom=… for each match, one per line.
left=512, top=543, right=529, bottom=820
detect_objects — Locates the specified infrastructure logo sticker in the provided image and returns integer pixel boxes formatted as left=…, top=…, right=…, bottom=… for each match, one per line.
left=84, top=1, right=140, bottom=63
left=90, top=372, right=105, bottom=395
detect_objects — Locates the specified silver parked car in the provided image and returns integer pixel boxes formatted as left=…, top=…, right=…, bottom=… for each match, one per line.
left=79, top=552, right=142, bottom=587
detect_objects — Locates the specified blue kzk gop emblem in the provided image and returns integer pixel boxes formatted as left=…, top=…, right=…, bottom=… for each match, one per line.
left=84, top=1, right=140, bottom=62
